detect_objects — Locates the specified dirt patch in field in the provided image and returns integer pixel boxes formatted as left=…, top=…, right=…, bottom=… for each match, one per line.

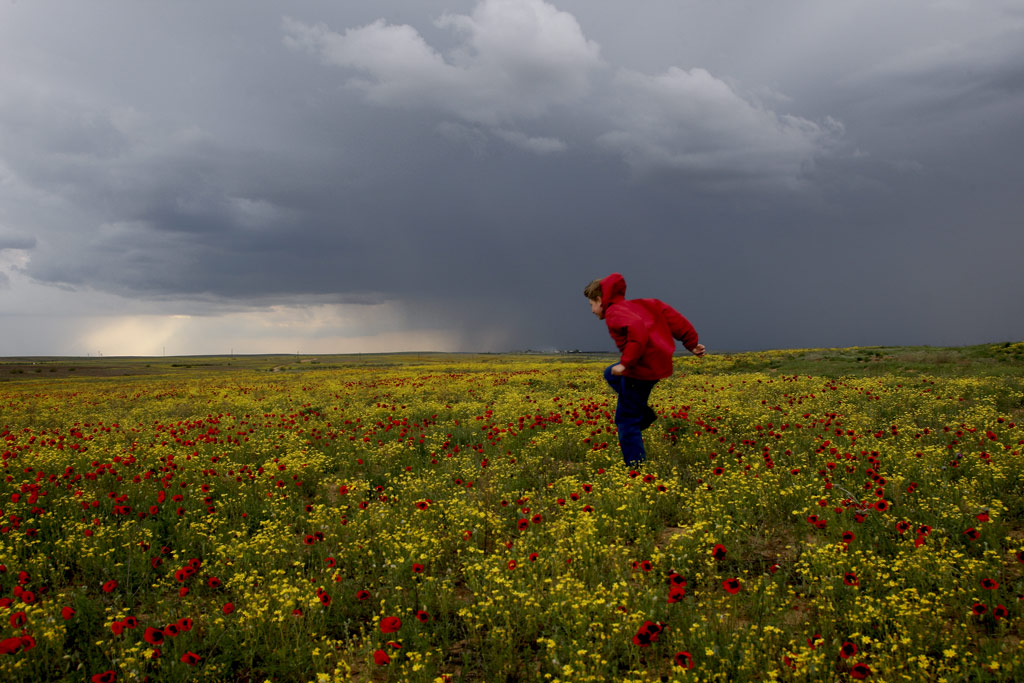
left=656, top=525, right=691, bottom=547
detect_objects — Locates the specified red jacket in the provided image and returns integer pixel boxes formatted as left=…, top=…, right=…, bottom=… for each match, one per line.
left=600, top=273, right=699, bottom=380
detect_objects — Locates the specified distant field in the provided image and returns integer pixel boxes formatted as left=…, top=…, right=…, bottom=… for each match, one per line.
left=3, top=343, right=1023, bottom=380
left=0, top=344, right=1022, bottom=681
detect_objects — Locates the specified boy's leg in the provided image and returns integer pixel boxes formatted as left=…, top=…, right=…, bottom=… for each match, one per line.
left=641, top=404, right=658, bottom=430
left=614, top=376, right=658, bottom=467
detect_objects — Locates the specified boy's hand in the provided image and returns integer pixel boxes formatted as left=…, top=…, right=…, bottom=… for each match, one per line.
left=611, top=363, right=626, bottom=375
left=691, top=344, right=706, bottom=357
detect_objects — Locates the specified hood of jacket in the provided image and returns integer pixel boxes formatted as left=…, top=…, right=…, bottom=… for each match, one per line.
left=600, top=273, right=627, bottom=313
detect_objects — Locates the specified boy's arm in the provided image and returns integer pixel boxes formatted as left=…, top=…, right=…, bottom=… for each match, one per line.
left=607, top=308, right=649, bottom=372
left=660, top=301, right=700, bottom=352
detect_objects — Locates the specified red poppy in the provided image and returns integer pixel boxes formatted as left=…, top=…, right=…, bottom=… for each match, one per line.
left=896, top=520, right=910, bottom=534
left=508, top=560, right=518, bottom=571
left=415, top=501, right=429, bottom=511
left=722, top=578, right=742, bottom=594
left=972, top=603, right=987, bottom=616
left=110, top=620, right=125, bottom=636
left=164, top=623, right=180, bottom=638
left=356, top=590, right=370, bottom=601
left=122, top=616, right=138, bottom=629
left=981, top=578, right=999, bottom=590
left=144, top=627, right=164, bottom=645
left=223, top=602, right=235, bottom=615
left=415, top=610, right=430, bottom=622
left=668, top=586, right=686, bottom=603
left=843, top=572, right=859, bottom=587
left=0, top=637, right=26, bottom=655
left=373, top=649, right=391, bottom=665
left=840, top=641, right=858, bottom=659
left=61, top=606, right=76, bottom=620
left=180, top=651, right=201, bottom=665
left=380, top=616, right=402, bottom=634
left=667, top=572, right=686, bottom=586
left=102, top=580, right=118, bottom=593
left=977, top=511, right=990, bottom=523
left=963, top=527, right=980, bottom=540
left=1017, top=551, right=1024, bottom=564
left=993, top=604, right=1009, bottom=620
left=632, top=620, right=665, bottom=646
left=207, top=576, right=221, bottom=589
left=319, top=593, right=331, bottom=606
left=674, top=651, right=694, bottom=669
left=177, top=617, right=193, bottom=632
left=90, top=672, right=117, bottom=683
left=873, top=500, right=888, bottom=512
left=529, top=552, right=539, bottom=562
left=711, top=544, right=727, bottom=560
left=842, top=531, right=856, bottom=544
left=850, top=662, right=871, bottom=679
left=412, top=564, right=424, bottom=574
left=517, top=518, right=529, bottom=530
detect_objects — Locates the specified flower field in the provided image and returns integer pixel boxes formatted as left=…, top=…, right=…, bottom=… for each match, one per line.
left=1, top=347, right=1023, bottom=682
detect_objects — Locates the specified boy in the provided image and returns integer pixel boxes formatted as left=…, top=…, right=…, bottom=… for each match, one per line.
left=585, top=273, right=705, bottom=467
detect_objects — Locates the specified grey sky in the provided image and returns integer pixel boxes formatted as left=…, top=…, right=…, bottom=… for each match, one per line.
left=1, top=0, right=1022, bottom=356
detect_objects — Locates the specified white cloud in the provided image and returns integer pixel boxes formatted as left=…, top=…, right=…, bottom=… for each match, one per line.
left=599, top=66, right=843, bottom=187
left=285, top=0, right=841, bottom=183
left=283, top=0, right=602, bottom=146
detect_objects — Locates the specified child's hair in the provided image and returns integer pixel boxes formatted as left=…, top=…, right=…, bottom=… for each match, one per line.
left=583, top=278, right=603, bottom=300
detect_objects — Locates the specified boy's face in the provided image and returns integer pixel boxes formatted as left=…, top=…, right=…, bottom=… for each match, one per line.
left=589, top=296, right=604, bottom=319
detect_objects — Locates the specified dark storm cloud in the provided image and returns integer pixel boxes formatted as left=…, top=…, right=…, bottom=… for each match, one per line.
left=0, top=235, right=36, bottom=251
left=1, top=0, right=1022, bottom=355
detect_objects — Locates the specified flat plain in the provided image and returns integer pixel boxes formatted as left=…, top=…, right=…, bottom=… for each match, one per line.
left=1, top=344, right=1022, bottom=682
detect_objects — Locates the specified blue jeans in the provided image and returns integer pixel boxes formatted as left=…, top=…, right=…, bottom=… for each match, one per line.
left=604, top=364, right=658, bottom=467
